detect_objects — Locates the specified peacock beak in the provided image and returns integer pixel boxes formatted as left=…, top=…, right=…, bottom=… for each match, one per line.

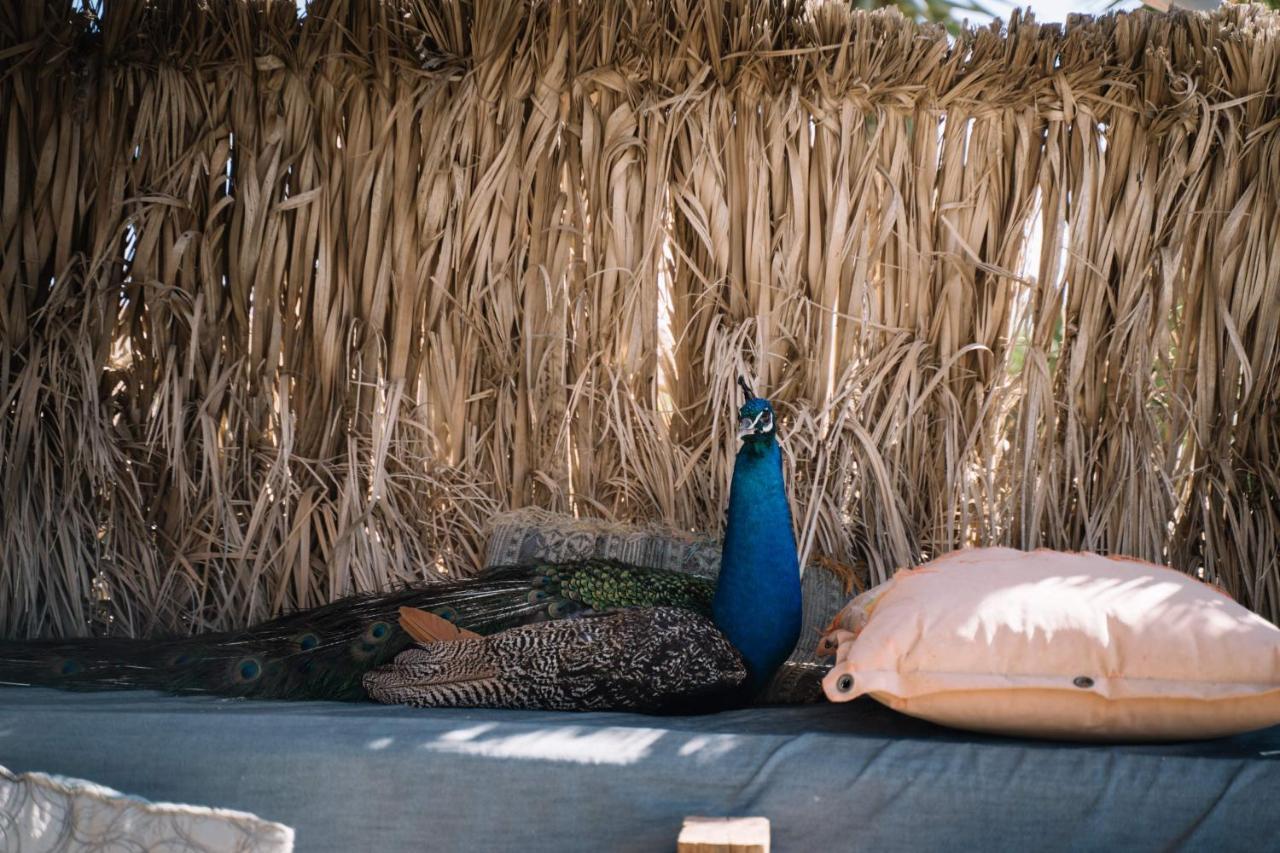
left=737, top=413, right=762, bottom=439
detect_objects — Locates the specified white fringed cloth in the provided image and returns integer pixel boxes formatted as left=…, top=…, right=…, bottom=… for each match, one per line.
left=0, top=764, right=293, bottom=853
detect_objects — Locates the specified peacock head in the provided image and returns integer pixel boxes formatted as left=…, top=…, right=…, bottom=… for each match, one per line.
left=736, top=377, right=777, bottom=446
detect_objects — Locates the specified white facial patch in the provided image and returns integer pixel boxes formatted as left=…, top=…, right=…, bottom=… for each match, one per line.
left=737, top=410, right=773, bottom=439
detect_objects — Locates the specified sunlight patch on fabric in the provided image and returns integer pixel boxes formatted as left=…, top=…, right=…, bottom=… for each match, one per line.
left=423, top=725, right=664, bottom=766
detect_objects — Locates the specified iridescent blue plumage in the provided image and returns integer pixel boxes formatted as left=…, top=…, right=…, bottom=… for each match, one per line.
left=712, top=384, right=803, bottom=691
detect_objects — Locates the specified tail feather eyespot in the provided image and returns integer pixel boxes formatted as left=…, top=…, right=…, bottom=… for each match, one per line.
left=547, top=600, right=580, bottom=619
left=231, top=657, right=263, bottom=684
left=293, top=632, right=321, bottom=652
left=363, top=621, right=392, bottom=644
left=53, top=658, right=82, bottom=677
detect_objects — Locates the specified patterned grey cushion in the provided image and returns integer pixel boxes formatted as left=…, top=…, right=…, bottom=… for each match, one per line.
left=483, top=508, right=848, bottom=703
left=484, top=507, right=722, bottom=579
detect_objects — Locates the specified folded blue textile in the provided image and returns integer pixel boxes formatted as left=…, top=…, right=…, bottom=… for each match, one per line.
left=1, top=687, right=1277, bottom=852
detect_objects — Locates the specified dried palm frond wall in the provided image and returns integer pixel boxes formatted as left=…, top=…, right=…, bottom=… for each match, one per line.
left=1, top=0, right=1277, bottom=638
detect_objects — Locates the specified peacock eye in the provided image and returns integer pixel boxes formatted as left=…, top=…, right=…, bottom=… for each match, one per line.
left=760, top=411, right=773, bottom=430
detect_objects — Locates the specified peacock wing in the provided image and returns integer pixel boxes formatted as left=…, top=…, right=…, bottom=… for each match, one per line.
left=364, top=607, right=745, bottom=713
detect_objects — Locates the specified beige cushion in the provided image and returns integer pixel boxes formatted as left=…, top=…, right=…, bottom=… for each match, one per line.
left=820, top=547, right=1280, bottom=741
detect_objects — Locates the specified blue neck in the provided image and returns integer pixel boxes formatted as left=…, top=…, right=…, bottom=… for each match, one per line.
left=711, top=438, right=802, bottom=691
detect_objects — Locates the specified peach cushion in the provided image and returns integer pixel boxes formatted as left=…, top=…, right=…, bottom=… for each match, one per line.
left=820, top=547, right=1280, bottom=741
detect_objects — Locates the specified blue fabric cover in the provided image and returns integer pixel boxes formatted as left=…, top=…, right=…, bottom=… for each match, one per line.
left=2, top=687, right=1277, bottom=852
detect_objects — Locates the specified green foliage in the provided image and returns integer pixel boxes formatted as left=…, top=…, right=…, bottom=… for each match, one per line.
left=878, top=0, right=996, bottom=30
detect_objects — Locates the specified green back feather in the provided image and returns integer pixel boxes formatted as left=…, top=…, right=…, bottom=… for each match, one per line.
left=538, top=562, right=713, bottom=614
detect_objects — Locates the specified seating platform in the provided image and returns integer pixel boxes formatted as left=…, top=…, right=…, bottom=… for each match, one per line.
left=2, top=687, right=1277, bottom=851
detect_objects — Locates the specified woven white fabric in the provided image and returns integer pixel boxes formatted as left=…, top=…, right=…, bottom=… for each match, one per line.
left=0, top=764, right=294, bottom=853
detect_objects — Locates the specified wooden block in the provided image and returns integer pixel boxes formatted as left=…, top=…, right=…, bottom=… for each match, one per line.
left=677, top=817, right=770, bottom=853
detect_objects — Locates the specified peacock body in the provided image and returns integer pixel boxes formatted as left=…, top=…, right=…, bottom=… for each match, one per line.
left=0, top=381, right=803, bottom=711
left=715, top=393, right=803, bottom=690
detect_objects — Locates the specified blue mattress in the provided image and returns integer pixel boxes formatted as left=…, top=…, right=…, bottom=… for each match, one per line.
left=2, top=687, right=1278, bottom=852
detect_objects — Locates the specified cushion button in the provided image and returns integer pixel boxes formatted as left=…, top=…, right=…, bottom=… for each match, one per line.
left=1073, top=676, right=1095, bottom=689
left=836, top=674, right=854, bottom=692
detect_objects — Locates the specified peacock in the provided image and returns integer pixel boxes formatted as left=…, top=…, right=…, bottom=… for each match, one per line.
left=0, top=380, right=804, bottom=712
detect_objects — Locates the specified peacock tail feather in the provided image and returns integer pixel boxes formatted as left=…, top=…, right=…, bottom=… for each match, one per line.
left=0, top=560, right=717, bottom=702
